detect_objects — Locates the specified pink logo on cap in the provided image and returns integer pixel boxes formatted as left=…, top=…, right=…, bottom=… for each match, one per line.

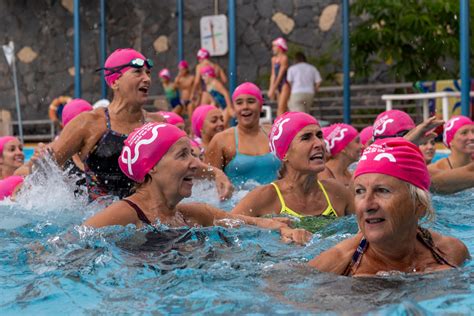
left=324, top=123, right=358, bottom=155
left=355, top=138, right=430, bottom=191
left=119, top=122, right=186, bottom=182
left=443, top=115, right=473, bottom=148
left=269, top=112, right=319, bottom=160
left=373, top=110, right=415, bottom=138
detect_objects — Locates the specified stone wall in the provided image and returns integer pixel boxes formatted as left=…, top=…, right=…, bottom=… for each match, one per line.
left=0, top=0, right=343, bottom=120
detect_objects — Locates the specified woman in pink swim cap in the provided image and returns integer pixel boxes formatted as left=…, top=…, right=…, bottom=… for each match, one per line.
left=84, top=122, right=311, bottom=245
left=318, top=123, right=362, bottom=187
left=428, top=115, right=474, bottom=194
left=190, top=48, right=227, bottom=106
left=232, top=111, right=354, bottom=220
left=191, top=105, right=224, bottom=151
left=0, top=136, right=24, bottom=180
left=205, top=82, right=281, bottom=189
left=310, top=137, right=469, bottom=276
left=269, top=37, right=290, bottom=116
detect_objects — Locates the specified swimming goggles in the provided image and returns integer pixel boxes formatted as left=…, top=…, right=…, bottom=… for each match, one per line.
left=373, top=129, right=410, bottom=140
left=96, top=58, right=154, bottom=75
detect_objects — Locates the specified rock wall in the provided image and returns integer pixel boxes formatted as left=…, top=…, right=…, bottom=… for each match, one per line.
left=0, top=0, right=343, bottom=120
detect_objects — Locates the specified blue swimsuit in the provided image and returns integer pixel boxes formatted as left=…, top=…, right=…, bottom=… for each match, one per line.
left=224, top=128, right=281, bottom=188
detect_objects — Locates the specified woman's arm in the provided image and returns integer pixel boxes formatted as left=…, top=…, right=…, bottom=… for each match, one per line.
left=83, top=201, right=140, bottom=228
left=429, top=162, right=474, bottom=194
left=204, top=133, right=227, bottom=170
left=231, top=185, right=276, bottom=217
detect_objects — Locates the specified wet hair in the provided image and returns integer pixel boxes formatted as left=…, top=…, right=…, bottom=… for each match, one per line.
left=294, top=52, right=307, bottom=63
left=407, top=182, right=435, bottom=222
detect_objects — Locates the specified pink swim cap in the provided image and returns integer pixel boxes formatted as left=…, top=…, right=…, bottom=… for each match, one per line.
left=232, top=82, right=264, bottom=107
left=178, top=60, right=189, bottom=69
left=119, top=122, right=187, bottom=183
left=197, top=48, right=210, bottom=61
left=199, top=65, right=216, bottom=78
left=0, top=136, right=18, bottom=154
left=103, top=48, right=148, bottom=87
left=354, top=138, right=430, bottom=191
left=359, top=126, right=374, bottom=146
left=324, top=123, right=358, bottom=156
left=272, top=37, right=288, bottom=52
left=321, top=127, right=331, bottom=154
left=189, top=138, right=201, bottom=149
left=158, top=111, right=185, bottom=126
left=373, top=110, right=415, bottom=139
left=159, top=68, right=171, bottom=79
left=0, top=175, right=23, bottom=200
left=191, top=105, right=216, bottom=138
left=443, top=115, right=473, bottom=148
left=269, top=112, right=319, bottom=160
left=62, top=99, right=93, bottom=127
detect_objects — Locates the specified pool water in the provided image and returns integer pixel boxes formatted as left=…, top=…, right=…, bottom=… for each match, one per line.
left=1, top=155, right=473, bottom=314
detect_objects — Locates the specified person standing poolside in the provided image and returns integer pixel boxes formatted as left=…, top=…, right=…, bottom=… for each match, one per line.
left=319, top=123, right=362, bottom=187
left=205, top=82, right=281, bottom=188
left=428, top=116, right=474, bottom=194
left=419, top=139, right=436, bottom=165
left=199, top=66, right=234, bottom=127
left=191, top=105, right=224, bottom=151
left=174, top=60, right=195, bottom=118
left=286, top=52, right=322, bottom=113
left=0, top=136, right=24, bottom=180
left=232, top=112, right=353, bottom=219
left=268, top=37, right=290, bottom=116
left=83, top=122, right=310, bottom=245
left=15, top=48, right=233, bottom=201
left=191, top=48, right=227, bottom=104
left=309, top=138, right=469, bottom=276
left=159, top=68, right=182, bottom=115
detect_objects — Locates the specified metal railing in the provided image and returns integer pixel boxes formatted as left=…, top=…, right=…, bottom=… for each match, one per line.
left=11, top=119, right=56, bottom=142
left=382, top=91, right=474, bottom=122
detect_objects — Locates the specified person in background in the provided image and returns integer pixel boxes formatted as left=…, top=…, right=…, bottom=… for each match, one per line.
left=83, top=122, right=310, bottom=245
left=191, top=104, right=224, bottom=152
left=268, top=37, right=290, bottom=116
left=419, top=139, right=436, bottom=165
left=199, top=66, right=234, bottom=127
left=191, top=48, right=227, bottom=105
left=232, top=112, right=353, bottom=219
left=159, top=68, right=183, bottom=115
left=0, top=136, right=24, bottom=180
left=428, top=115, right=474, bottom=193
left=158, top=111, right=185, bottom=130
left=319, top=123, right=362, bottom=187
left=206, top=82, right=281, bottom=188
left=309, top=138, right=469, bottom=276
left=286, top=52, right=322, bottom=113
left=359, top=126, right=374, bottom=149
left=174, top=60, right=195, bottom=119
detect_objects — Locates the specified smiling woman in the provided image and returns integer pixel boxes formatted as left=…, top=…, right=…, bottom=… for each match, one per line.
left=0, top=136, right=24, bottom=179
left=309, top=138, right=470, bottom=276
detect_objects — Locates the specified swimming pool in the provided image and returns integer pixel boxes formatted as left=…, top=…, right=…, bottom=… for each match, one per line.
left=1, top=156, right=472, bottom=314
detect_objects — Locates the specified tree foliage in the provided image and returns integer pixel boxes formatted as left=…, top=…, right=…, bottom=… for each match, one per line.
left=350, top=0, right=474, bottom=82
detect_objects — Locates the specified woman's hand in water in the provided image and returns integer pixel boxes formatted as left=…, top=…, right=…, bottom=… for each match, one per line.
left=279, top=226, right=312, bottom=245
left=214, top=168, right=234, bottom=200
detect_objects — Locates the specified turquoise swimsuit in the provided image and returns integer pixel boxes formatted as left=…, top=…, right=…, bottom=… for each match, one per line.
left=224, top=128, right=281, bottom=187
left=209, top=89, right=227, bottom=109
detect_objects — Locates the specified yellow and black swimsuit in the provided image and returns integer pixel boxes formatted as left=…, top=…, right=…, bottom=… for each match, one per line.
left=271, top=180, right=338, bottom=218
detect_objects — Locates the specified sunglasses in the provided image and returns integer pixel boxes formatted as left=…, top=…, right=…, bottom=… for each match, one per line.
left=96, top=58, right=154, bottom=76
left=373, top=129, right=410, bottom=140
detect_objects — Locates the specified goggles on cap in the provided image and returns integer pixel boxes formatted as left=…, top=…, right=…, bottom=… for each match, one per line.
left=373, top=129, right=409, bottom=140
left=96, top=58, right=154, bottom=75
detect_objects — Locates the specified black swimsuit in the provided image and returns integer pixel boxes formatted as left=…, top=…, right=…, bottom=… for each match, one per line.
left=83, top=108, right=135, bottom=201
left=343, top=227, right=456, bottom=276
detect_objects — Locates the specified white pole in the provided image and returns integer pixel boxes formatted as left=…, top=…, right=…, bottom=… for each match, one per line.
left=422, top=99, right=429, bottom=120
left=442, top=96, right=449, bottom=122
left=386, top=99, right=392, bottom=111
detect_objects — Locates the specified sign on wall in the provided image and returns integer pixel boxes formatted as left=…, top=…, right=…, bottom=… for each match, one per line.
left=200, top=15, right=228, bottom=56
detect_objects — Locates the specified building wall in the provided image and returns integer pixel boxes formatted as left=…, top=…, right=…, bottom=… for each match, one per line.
left=0, top=0, right=343, bottom=120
